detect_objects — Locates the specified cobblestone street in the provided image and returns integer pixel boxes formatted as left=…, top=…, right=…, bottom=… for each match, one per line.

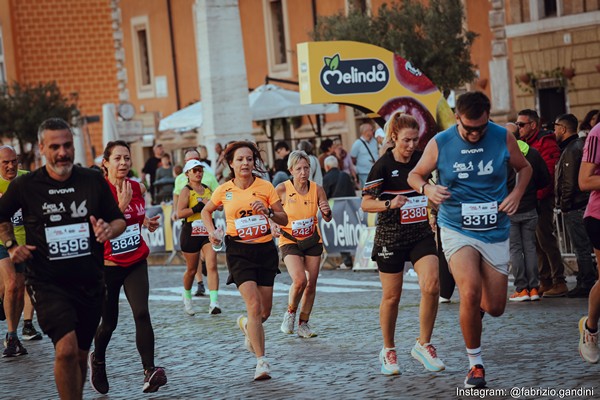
left=1, top=266, right=598, bottom=399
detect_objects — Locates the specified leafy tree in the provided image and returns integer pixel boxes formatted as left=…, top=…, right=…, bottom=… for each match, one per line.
left=311, top=0, right=478, bottom=92
left=0, top=81, right=78, bottom=167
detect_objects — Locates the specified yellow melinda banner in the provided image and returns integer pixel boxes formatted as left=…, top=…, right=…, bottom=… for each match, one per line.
left=297, top=41, right=454, bottom=148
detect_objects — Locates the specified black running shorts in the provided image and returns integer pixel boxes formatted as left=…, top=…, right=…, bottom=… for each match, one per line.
left=27, top=280, right=104, bottom=349
left=180, top=222, right=211, bottom=253
left=225, top=236, right=279, bottom=287
left=280, top=243, right=323, bottom=261
left=372, top=235, right=437, bottom=274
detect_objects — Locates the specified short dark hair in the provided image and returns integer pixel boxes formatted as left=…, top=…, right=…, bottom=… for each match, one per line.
left=455, top=91, right=491, bottom=120
left=275, top=141, right=290, bottom=152
left=319, top=139, right=333, bottom=154
left=517, top=109, right=540, bottom=124
left=579, top=109, right=600, bottom=132
left=38, top=118, right=71, bottom=142
left=555, top=113, right=578, bottom=133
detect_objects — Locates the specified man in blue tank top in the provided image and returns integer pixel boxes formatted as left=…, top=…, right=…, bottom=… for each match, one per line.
left=408, top=92, right=532, bottom=389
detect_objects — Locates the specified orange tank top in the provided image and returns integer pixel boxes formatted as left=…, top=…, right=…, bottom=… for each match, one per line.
left=210, top=177, right=280, bottom=244
left=279, top=180, right=321, bottom=247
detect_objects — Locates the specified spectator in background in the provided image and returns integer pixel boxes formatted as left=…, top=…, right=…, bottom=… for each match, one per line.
left=554, top=114, right=598, bottom=298
left=297, top=140, right=322, bottom=185
left=506, top=124, right=550, bottom=302
left=375, top=127, right=393, bottom=157
left=215, top=141, right=234, bottom=183
left=198, top=145, right=211, bottom=167
left=142, top=144, right=164, bottom=200
left=351, top=122, right=378, bottom=188
left=322, top=155, right=355, bottom=269
left=272, top=141, right=291, bottom=187
left=517, top=109, right=566, bottom=297
left=334, top=139, right=358, bottom=187
left=153, top=154, right=174, bottom=204
left=318, top=139, right=336, bottom=172
left=578, top=109, right=599, bottom=138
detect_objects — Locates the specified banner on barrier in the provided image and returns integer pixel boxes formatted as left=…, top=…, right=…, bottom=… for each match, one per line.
left=145, top=197, right=369, bottom=256
left=318, top=197, right=368, bottom=254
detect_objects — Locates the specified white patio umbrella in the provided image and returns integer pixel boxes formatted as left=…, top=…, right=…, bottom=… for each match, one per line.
left=248, top=84, right=339, bottom=120
left=158, top=101, right=203, bottom=133
left=158, top=84, right=338, bottom=132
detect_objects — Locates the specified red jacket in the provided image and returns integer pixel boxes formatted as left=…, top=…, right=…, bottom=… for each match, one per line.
left=524, top=130, right=560, bottom=200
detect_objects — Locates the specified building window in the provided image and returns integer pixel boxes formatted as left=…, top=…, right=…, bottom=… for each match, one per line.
left=346, top=0, right=370, bottom=15
left=263, top=0, right=291, bottom=77
left=529, top=0, right=562, bottom=20
left=0, top=26, right=6, bottom=84
left=131, top=16, right=155, bottom=98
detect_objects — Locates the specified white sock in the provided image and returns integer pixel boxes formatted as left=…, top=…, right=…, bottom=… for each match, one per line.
left=466, top=347, right=483, bottom=368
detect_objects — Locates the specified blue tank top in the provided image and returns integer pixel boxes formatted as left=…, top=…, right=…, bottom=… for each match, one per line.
left=435, top=122, right=510, bottom=243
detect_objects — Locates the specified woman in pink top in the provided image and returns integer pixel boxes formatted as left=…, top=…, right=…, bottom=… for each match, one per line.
left=578, top=123, right=600, bottom=364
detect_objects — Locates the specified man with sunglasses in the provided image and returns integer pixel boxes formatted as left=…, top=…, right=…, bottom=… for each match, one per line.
left=408, top=91, right=532, bottom=389
left=554, top=114, right=597, bottom=298
left=516, top=109, right=566, bottom=297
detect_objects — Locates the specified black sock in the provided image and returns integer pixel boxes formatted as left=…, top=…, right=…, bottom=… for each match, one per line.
left=24, top=319, right=33, bottom=328
left=586, top=322, right=598, bottom=334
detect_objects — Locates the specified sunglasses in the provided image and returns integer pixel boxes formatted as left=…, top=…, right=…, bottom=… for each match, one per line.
left=190, top=167, right=204, bottom=173
left=554, top=123, right=565, bottom=129
left=458, top=116, right=488, bottom=134
left=516, top=121, right=532, bottom=128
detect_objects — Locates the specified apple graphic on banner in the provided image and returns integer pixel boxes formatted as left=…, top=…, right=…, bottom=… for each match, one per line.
left=393, top=55, right=437, bottom=95
left=378, top=96, right=437, bottom=150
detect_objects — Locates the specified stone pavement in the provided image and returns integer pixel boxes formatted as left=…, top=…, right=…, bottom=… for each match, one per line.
left=1, top=266, right=598, bottom=399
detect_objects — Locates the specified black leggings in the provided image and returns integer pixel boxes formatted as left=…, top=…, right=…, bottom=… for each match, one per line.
left=94, top=260, right=155, bottom=370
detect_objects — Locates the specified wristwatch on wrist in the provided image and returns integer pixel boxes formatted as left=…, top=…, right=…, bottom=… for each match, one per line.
left=420, top=182, right=429, bottom=195
left=267, top=207, right=275, bottom=218
left=4, top=239, right=16, bottom=251
left=384, top=200, right=391, bottom=210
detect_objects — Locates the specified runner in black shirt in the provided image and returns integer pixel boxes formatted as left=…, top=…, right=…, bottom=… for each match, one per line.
left=0, top=118, right=125, bottom=399
left=361, top=112, right=444, bottom=376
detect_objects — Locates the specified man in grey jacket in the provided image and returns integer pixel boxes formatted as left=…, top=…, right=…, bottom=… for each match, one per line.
left=555, top=114, right=598, bottom=297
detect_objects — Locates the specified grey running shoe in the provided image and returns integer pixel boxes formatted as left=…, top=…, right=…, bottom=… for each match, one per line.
left=280, top=310, right=296, bottom=334
left=297, top=322, right=317, bottom=338
left=22, top=325, right=43, bottom=341
left=3, top=335, right=27, bottom=358
left=143, top=367, right=167, bottom=393
left=254, top=358, right=271, bottom=381
left=194, top=281, right=206, bottom=297
left=579, top=316, right=599, bottom=363
left=88, top=351, right=109, bottom=394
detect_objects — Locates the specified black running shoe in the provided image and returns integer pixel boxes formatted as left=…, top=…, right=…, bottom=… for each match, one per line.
left=3, top=335, right=28, bottom=357
left=143, top=367, right=167, bottom=393
left=194, top=281, right=206, bottom=297
left=22, top=325, right=43, bottom=341
left=464, top=364, right=486, bottom=388
left=88, top=351, right=109, bottom=394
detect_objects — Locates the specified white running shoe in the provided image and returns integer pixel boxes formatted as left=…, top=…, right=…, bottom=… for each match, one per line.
left=411, top=340, right=446, bottom=372
left=237, top=315, right=254, bottom=354
left=379, top=348, right=400, bottom=376
left=208, top=303, right=222, bottom=315
left=254, top=358, right=271, bottom=380
left=182, top=295, right=195, bottom=316
left=579, top=316, right=599, bottom=363
left=280, top=310, right=296, bottom=334
left=297, top=322, right=317, bottom=338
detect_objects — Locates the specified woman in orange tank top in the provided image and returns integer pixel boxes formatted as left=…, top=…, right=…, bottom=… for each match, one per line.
left=201, top=141, right=288, bottom=381
left=275, top=151, right=332, bottom=338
